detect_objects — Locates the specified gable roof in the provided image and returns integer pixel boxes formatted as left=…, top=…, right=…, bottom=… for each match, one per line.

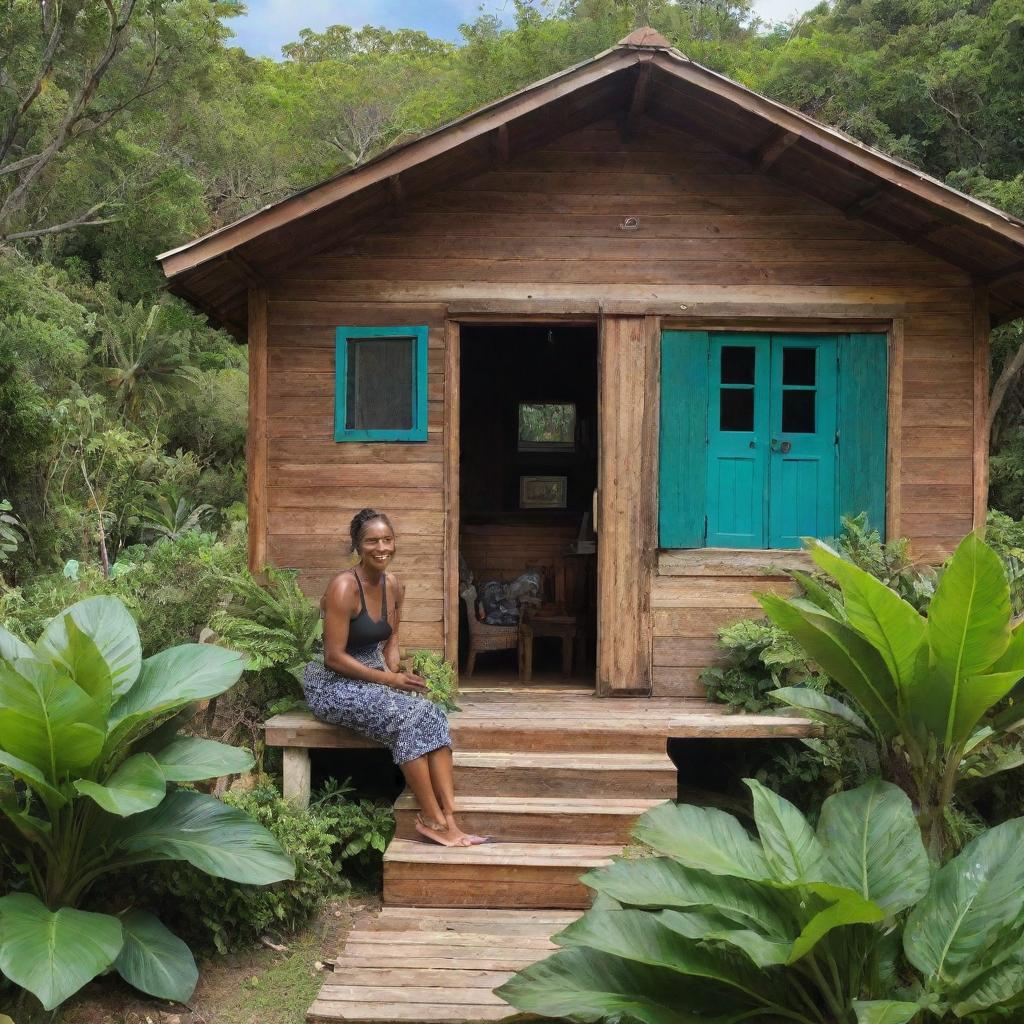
left=159, top=29, right=1024, bottom=335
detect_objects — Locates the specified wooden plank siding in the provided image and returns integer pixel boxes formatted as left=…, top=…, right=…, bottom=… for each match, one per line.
left=259, top=115, right=982, bottom=683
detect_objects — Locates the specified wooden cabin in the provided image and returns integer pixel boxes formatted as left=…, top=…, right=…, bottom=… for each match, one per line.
left=160, top=28, right=1024, bottom=699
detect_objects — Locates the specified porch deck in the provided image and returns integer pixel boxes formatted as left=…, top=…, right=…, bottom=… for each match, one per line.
left=288, top=686, right=816, bottom=1022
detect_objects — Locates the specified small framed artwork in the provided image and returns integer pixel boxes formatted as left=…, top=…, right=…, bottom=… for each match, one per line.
left=520, top=475, right=568, bottom=509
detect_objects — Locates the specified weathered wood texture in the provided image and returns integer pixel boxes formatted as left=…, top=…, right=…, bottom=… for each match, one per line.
left=264, top=116, right=982, bottom=674
left=597, top=315, right=658, bottom=694
left=460, top=524, right=578, bottom=587
left=247, top=288, right=269, bottom=573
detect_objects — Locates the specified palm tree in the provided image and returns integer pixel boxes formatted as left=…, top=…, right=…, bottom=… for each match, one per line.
left=102, top=302, right=196, bottom=422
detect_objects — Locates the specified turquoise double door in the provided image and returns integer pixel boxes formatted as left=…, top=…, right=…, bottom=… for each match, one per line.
left=659, top=330, right=888, bottom=551
left=708, top=334, right=837, bottom=548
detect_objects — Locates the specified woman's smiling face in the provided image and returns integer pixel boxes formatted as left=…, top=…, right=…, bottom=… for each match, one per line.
left=358, top=517, right=396, bottom=569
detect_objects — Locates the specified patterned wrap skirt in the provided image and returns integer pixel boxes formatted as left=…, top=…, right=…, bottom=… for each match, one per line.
left=302, top=643, right=452, bottom=765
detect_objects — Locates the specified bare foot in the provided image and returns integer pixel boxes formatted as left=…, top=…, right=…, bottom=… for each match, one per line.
left=445, top=811, right=491, bottom=846
left=415, top=813, right=474, bottom=847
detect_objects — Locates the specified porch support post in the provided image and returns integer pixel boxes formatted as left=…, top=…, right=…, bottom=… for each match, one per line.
left=247, top=287, right=269, bottom=574
left=597, top=314, right=657, bottom=696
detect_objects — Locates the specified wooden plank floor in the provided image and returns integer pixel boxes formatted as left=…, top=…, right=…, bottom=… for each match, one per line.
left=292, top=686, right=817, bottom=1021
left=308, top=909, right=578, bottom=1023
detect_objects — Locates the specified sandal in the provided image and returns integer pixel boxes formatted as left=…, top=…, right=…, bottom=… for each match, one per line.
left=414, top=812, right=475, bottom=848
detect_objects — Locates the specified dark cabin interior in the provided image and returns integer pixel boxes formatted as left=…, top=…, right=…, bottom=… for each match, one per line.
left=458, top=324, right=598, bottom=680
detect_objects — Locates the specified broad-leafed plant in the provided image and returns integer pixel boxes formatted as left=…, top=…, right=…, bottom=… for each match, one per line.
left=499, top=781, right=1024, bottom=1024
left=0, top=597, right=294, bottom=1014
left=760, top=532, right=1024, bottom=858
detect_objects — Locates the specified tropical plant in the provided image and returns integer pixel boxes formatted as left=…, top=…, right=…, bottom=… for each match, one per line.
left=0, top=596, right=294, bottom=1014
left=408, top=649, right=461, bottom=712
left=700, top=618, right=825, bottom=714
left=760, top=532, right=1024, bottom=858
left=0, top=500, right=23, bottom=572
left=499, top=780, right=1024, bottom=1024
left=136, top=482, right=215, bottom=542
left=211, top=565, right=323, bottom=685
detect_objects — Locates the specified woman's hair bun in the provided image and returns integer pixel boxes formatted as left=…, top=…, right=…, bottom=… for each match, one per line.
left=349, top=508, right=393, bottom=552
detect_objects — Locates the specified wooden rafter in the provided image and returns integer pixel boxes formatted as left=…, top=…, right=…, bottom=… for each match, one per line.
left=749, top=129, right=798, bottom=171
left=621, top=62, right=652, bottom=141
left=843, top=188, right=888, bottom=218
left=387, top=173, right=404, bottom=208
left=987, top=259, right=1024, bottom=289
left=227, top=252, right=266, bottom=289
left=491, top=123, right=511, bottom=163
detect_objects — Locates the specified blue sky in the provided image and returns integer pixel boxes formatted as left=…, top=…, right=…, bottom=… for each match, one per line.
left=225, top=0, right=819, bottom=58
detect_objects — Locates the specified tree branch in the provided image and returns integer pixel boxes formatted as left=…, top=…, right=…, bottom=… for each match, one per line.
left=0, top=5, right=65, bottom=166
left=0, top=0, right=139, bottom=229
left=0, top=202, right=117, bottom=242
left=989, top=339, right=1024, bottom=440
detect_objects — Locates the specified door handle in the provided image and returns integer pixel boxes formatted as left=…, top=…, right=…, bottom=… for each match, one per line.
left=771, top=439, right=792, bottom=454
left=592, top=488, right=599, bottom=534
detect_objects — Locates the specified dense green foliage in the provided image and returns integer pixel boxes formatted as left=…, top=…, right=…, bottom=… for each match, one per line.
left=0, top=596, right=293, bottom=1013
left=499, top=780, right=1024, bottom=1023
left=137, top=781, right=393, bottom=954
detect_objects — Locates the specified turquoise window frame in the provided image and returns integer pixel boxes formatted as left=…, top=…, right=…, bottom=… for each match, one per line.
left=334, top=325, right=429, bottom=442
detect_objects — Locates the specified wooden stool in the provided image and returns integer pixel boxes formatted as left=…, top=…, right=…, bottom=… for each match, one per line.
left=519, top=613, right=578, bottom=681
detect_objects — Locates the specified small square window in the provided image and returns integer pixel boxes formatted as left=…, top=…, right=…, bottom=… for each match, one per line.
left=335, top=326, right=428, bottom=442
left=518, top=402, right=576, bottom=452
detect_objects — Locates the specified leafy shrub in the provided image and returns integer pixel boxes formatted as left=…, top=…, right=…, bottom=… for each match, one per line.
left=408, top=649, right=461, bottom=712
left=0, top=596, right=293, bottom=1013
left=212, top=564, right=323, bottom=685
left=832, top=511, right=936, bottom=612
left=500, top=780, right=1024, bottom=1023
left=984, top=509, right=1024, bottom=616
left=761, top=533, right=1024, bottom=859
left=0, top=499, right=23, bottom=576
left=140, top=779, right=394, bottom=954
left=701, top=618, right=825, bottom=713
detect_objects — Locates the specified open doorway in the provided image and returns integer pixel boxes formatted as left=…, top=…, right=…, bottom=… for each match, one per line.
left=457, top=323, right=598, bottom=687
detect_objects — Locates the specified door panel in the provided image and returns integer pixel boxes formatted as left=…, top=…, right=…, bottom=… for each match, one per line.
left=706, top=335, right=770, bottom=547
left=768, top=335, right=837, bottom=548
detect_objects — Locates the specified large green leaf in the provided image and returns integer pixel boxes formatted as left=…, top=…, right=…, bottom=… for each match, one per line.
left=557, top=908, right=788, bottom=1006
left=811, top=542, right=926, bottom=691
left=951, top=671, right=1024, bottom=746
left=114, top=910, right=198, bottom=1002
left=151, top=735, right=254, bottom=782
left=905, top=817, right=1024, bottom=990
left=36, top=597, right=141, bottom=700
left=75, top=753, right=165, bottom=816
left=790, top=569, right=846, bottom=619
left=496, top=946, right=757, bottom=1024
left=632, top=800, right=769, bottom=881
left=758, top=594, right=901, bottom=737
left=0, top=659, right=105, bottom=778
left=111, top=790, right=294, bottom=883
left=0, top=625, right=32, bottom=666
left=36, top=616, right=113, bottom=711
left=582, top=857, right=790, bottom=939
left=658, top=910, right=791, bottom=967
left=770, top=685, right=872, bottom=737
left=108, top=644, right=244, bottom=730
left=0, top=894, right=123, bottom=1010
left=927, top=532, right=1011, bottom=746
left=746, top=779, right=829, bottom=885
left=991, top=621, right=1024, bottom=674
left=951, top=941, right=1024, bottom=1015
left=816, top=780, right=930, bottom=914
left=788, top=892, right=885, bottom=963
left=0, top=749, right=67, bottom=810
left=852, top=1001, right=921, bottom=1024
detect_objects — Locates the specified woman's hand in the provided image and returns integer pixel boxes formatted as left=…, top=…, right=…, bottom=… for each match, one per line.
left=385, top=671, right=428, bottom=694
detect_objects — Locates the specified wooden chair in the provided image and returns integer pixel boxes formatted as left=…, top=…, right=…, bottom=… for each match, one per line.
left=461, top=586, right=519, bottom=677
left=517, top=564, right=585, bottom=681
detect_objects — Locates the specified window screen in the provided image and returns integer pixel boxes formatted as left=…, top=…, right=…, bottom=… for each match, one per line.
left=335, top=326, right=428, bottom=442
left=345, top=337, right=415, bottom=430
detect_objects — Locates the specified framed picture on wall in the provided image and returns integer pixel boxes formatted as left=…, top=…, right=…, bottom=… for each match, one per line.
left=520, top=475, right=568, bottom=509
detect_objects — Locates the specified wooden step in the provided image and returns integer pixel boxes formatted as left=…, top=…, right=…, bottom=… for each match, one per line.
left=383, top=839, right=617, bottom=909
left=308, top=909, right=575, bottom=1023
left=393, top=793, right=662, bottom=844
left=452, top=749, right=677, bottom=798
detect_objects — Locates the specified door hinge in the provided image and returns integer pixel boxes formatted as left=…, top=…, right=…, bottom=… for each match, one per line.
left=835, top=431, right=840, bottom=446
left=703, top=515, right=708, bottom=540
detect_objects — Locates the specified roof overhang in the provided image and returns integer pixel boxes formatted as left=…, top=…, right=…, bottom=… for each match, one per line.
left=159, top=31, right=1024, bottom=336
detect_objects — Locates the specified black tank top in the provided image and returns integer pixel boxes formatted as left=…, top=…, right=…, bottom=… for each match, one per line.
left=346, top=570, right=392, bottom=652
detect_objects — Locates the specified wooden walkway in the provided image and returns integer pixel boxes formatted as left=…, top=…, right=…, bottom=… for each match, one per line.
left=266, top=688, right=816, bottom=1021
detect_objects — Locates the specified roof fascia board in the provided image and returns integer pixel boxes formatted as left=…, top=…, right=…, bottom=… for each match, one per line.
left=159, top=49, right=640, bottom=280
left=651, top=51, right=1024, bottom=249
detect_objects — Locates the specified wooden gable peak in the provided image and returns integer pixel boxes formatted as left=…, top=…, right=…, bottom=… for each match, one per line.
left=617, top=27, right=674, bottom=49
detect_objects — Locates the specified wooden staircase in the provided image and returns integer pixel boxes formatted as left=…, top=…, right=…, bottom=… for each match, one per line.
left=267, top=687, right=815, bottom=1022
